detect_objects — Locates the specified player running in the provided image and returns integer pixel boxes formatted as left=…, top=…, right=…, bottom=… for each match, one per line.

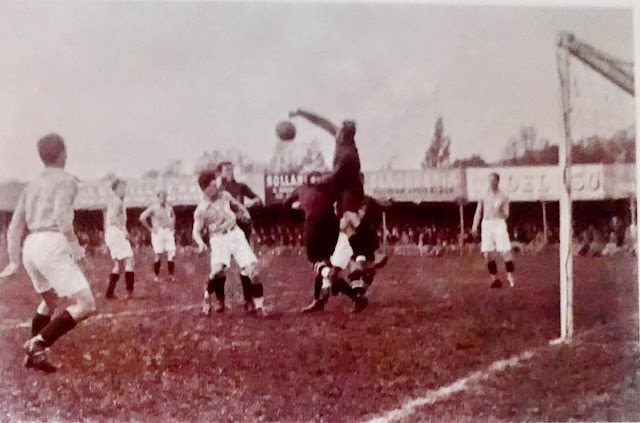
left=140, top=189, right=177, bottom=283
left=104, top=179, right=136, bottom=299
left=471, top=172, right=516, bottom=288
left=0, top=134, right=97, bottom=372
left=193, top=170, right=266, bottom=316
left=288, top=108, right=367, bottom=311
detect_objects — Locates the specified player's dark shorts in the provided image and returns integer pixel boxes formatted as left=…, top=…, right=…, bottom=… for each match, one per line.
left=238, top=219, right=253, bottom=241
left=349, top=224, right=379, bottom=262
left=304, top=215, right=339, bottom=263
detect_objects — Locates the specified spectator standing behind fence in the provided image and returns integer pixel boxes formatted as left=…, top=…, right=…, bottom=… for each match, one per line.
left=610, top=216, right=625, bottom=247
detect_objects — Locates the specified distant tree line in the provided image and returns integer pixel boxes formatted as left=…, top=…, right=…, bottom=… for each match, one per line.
left=442, top=123, right=635, bottom=168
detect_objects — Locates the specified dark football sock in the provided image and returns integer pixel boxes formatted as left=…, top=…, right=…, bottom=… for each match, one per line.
left=106, top=273, right=119, bottom=298
left=313, top=275, right=323, bottom=299
left=487, top=261, right=498, bottom=275
left=505, top=261, right=515, bottom=273
left=167, top=261, right=175, bottom=276
left=206, top=278, right=216, bottom=295
left=212, top=274, right=226, bottom=301
left=240, top=275, right=253, bottom=302
left=251, top=282, right=264, bottom=298
left=332, top=278, right=357, bottom=300
left=363, top=268, right=376, bottom=286
left=153, top=261, right=161, bottom=276
left=125, top=271, right=135, bottom=293
left=40, top=310, right=77, bottom=348
left=31, top=313, right=51, bottom=336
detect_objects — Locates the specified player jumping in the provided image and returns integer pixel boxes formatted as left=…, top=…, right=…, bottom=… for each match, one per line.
left=140, top=189, right=177, bottom=283
left=193, top=170, right=266, bottom=316
left=288, top=108, right=369, bottom=312
left=471, top=172, right=515, bottom=288
left=104, top=179, right=136, bottom=299
left=1, top=134, right=97, bottom=372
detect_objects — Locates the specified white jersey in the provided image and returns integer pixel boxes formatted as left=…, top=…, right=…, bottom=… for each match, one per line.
left=140, top=202, right=175, bottom=230
left=7, top=168, right=80, bottom=263
left=480, top=188, right=509, bottom=221
left=477, top=189, right=511, bottom=253
left=6, top=167, right=90, bottom=297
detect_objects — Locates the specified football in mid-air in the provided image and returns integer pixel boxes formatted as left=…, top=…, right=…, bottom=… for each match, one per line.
left=276, top=120, right=296, bottom=141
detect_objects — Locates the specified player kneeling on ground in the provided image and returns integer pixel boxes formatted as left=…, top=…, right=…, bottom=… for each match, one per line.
left=104, top=179, right=136, bottom=300
left=471, top=172, right=516, bottom=288
left=1, top=134, right=96, bottom=372
left=193, top=170, right=266, bottom=317
left=140, top=189, right=177, bottom=283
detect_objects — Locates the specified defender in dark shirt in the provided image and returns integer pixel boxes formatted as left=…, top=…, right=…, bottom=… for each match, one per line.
left=218, top=161, right=262, bottom=308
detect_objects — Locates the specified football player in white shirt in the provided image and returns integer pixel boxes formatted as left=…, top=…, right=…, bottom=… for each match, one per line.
left=140, top=189, right=177, bottom=282
left=104, top=179, right=136, bottom=299
left=193, top=170, right=266, bottom=316
left=1, top=134, right=96, bottom=372
left=472, top=172, right=515, bottom=288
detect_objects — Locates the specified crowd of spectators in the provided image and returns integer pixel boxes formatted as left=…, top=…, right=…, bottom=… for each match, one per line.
left=0, top=211, right=636, bottom=258
left=577, top=216, right=637, bottom=257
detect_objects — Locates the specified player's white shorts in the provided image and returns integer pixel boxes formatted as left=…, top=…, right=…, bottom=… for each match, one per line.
left=105, top=226, right=134, bottom=260
left=22, top=232, right=90, bottom=297
left=151, top=228, right=176, bottom=256
left=330, top=232, right=354, bottom=270
left=481, top=219, right=512, bottom=253
left=209, top=226, right=257, bottom=270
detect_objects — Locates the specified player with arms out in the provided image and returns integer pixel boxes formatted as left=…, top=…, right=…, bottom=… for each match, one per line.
left=140, top=189, right=177, bottom=283
left=104, top=179, right=136, bottom=299
left=288, top=108, right=367, bottom=311
left=0, top=134, right=97, bottom=372
left=193, top=170, right=266, bottom=316
left=471, top=172, right=516, bottom=288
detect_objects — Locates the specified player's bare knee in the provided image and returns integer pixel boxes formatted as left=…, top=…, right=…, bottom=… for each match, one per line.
left=40, top=289, right=60, bottom=313
left=240, top=263, right=258, bottom=279
left=124, top=257, right=135, bottom=272
left=209, top=264, right=226, bottom=279
left=68, top=289, right=96, bottom=320
left=37, top=299, right=55, bottom=317
left=502, top=250, right=513, bottom=262
left=111, top=260, right=121, bottom=274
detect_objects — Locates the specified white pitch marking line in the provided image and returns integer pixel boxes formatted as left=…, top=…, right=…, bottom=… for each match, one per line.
left=0, top=303, right=202, bottom=332
left=362, top=350, right=537, bottom=423
left=362, top=319, right=635, bottom=423
left=0, top=290, right=305, bottom=332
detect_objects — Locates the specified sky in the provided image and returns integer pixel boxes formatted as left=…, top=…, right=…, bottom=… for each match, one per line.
left=0, top=0, right=635, bottom=182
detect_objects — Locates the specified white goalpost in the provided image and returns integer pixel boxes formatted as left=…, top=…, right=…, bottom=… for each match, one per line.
left=556, top=42, right=574, bottom=340
left=555, top=32, right=635, bottom=341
